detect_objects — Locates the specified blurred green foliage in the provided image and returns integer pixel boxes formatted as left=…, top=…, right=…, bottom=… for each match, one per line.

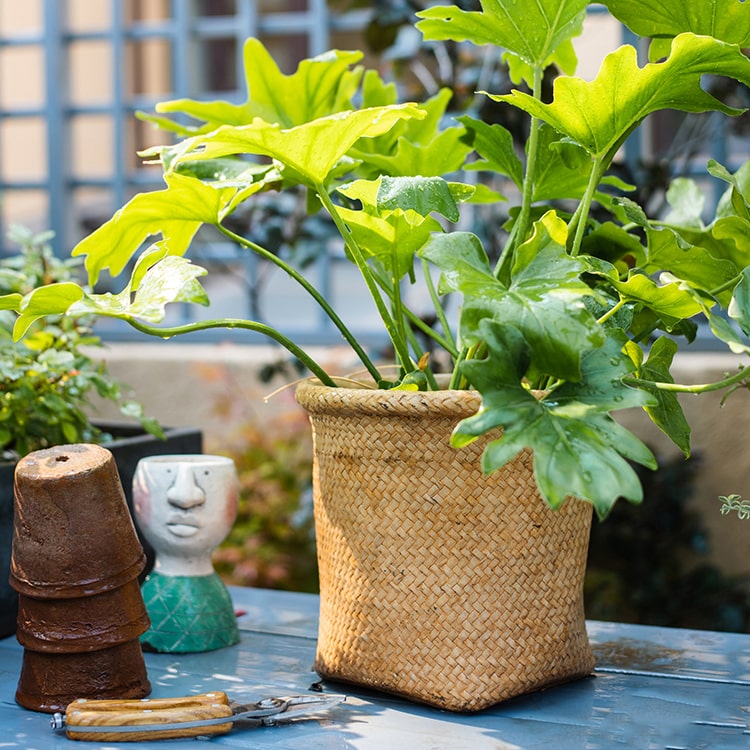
left=0, top=226, right=162, bottom=460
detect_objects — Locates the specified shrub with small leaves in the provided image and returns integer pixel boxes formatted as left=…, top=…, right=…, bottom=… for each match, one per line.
left=0, top=226, right=162, bottom=460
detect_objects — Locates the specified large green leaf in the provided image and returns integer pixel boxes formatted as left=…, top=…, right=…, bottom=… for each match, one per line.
left=420, top=212, right=603, bottom=381
left=68, top=254, right=209, bottom=324
left=729, top=267, right=750, bottom=336
left=603, top=0, right=750, bottom=60
left=491, top=34, right=750, bottom=158
left=167, top=105, right=425, bottom=188
left=459, top=116, right=524, bottom=188
left=12, top=254, right=209, bottom=338
left=637, top=336, right=691, bottom=455
left=141, top=39, right=363, bottom=134
left=350, top=89, right=471, bottom=178
left=72, top=172, right=236, bottom=284
left=453, top=322, right=656, bottom=517
left=336, top=205, right=441, bottom=280
left=416, top=0, right=587, bottom=72
left=642, top=225, right=739, bottom=305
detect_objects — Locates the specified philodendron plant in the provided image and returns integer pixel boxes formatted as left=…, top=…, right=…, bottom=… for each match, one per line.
left=4, top=0, right=750, bottom=517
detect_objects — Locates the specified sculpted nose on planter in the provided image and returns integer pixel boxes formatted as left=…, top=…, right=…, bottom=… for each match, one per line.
left=167, top=465, right=205, bottom=509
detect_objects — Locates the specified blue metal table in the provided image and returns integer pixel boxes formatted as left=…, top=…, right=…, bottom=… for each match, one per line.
left=2, top=586, right=750, bottom=749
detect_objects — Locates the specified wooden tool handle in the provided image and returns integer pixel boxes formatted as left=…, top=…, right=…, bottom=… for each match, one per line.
left=63, top=691, right=235, bottom=742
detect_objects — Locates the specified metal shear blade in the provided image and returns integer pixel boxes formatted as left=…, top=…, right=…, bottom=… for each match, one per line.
left=231, top=694, right=346, bottom=725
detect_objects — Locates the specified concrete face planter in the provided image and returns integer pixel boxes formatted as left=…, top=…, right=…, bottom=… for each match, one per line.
left=296, top=380, right=595, bottom=712
left=133, top=454, right=240, bottom=653
left=0, top=423, right=203, bottom=639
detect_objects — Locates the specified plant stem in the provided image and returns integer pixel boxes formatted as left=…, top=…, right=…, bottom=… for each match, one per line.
left=711, top=274, right=742, bottom=297
left=216, top=222, right=382, bottom=384
left=315, top=183, right=415, bottom=373
left=513, top=66, right=544, bottom=255
left=570, top=155, right=605, bottom=257
left=449, top=347, right=469, bottom=390
left=625, top=366, right=750, bottom=394
left=422, top=257, right=457, bottom=356
left=127, top=316, right=338, bottom=387
left=369, top=262, right=459, bottom=369
left=597, top=298, right=627, bottom=325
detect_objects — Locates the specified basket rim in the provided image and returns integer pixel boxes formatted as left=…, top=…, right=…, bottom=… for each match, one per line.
left=295, top=378, right=482, bottom=418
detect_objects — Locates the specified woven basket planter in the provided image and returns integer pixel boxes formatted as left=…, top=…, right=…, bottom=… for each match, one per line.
left=295, top=380, right=595, bottom=712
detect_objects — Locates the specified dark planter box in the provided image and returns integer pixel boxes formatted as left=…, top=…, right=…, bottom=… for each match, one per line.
left=0, top=423, right=203, bottom=639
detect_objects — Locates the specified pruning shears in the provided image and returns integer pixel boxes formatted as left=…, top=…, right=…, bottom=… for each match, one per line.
left=50, top=691, right=346, bottom=742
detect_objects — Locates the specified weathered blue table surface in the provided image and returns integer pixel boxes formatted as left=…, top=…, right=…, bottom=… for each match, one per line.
left=2, top=586, right=750, bottom=749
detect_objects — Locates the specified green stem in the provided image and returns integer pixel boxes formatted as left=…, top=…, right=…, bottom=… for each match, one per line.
left=514, top=66, right=544, bottom=254
left=422, top=257, right=457, bottom=356
left=449, top=347, right=469, bottom=390
left=402, top=324, right=440, bottom=391
left=127, top=317, right=338, bottom=387
left=494, top=65, right=544, bottom=280
left=711, top=274, right=742, bottom=297
left=315, top=184, right=415, bottom=372
left=625, top=366, right=750, bottom=394
left=216, top=222, right=382, bottom=384
left=494, top=209, right=520, bottom=280
left=371, top=263, right=457, bottom=353
left=597, top=298, right=627, bottom=325
left=570, top=155, right=605, bottom=257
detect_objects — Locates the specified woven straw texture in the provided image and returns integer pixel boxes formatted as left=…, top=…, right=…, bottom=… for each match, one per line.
left=296, top=381, right=595, bottom=712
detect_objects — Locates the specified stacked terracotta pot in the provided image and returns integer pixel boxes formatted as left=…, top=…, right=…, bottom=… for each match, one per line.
left=10, top=444, right=151, bottom=713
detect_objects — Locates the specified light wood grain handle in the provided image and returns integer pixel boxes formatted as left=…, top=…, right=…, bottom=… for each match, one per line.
left=63, top=691, right=234, bottom=742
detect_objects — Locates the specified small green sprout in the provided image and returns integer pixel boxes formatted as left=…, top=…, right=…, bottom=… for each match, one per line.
left=719, top=494, right=750, bottom=521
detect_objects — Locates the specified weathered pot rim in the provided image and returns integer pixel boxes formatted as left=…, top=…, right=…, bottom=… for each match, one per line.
left=295, top=377, right=482, bottom=419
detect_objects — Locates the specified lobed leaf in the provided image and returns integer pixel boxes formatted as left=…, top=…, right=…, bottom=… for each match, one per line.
left=637, top=336, right=691, bottom=455
left=602, top=0, right=750, bottom=60
left=416, top=0, right=587, bottom=72
left=454, top=323, right=656, bottom=517
left=491, top=34, right=750, bottom=159
left=170, top=105, right=426, bottom=188
left=142, top=40, right=364, bottom=134
left=421, top=212, right=603, bottom=381
left=72, top=172, right=236, bottom=284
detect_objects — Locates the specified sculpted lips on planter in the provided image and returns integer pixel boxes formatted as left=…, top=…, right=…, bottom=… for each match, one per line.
left=10, top=444, right=146, bottom=598
left=166, top=513, right=201, bottom=538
